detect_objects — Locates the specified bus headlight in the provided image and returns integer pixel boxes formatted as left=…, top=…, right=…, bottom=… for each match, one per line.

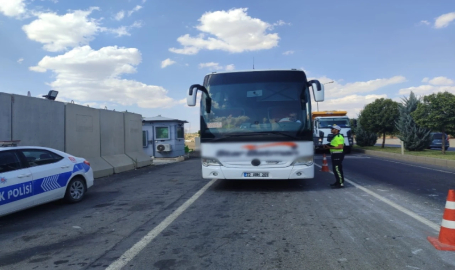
left=202, top=158, right=222, bottom=167
left=292, top=156, right=313, bottom=166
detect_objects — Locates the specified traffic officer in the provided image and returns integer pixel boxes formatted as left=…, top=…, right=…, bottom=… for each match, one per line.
left=323, top=124, right=345, bottom=188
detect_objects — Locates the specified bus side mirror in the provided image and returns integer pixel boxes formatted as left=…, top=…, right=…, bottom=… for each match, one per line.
left=309, top=80, right=324, bottom=102
left=187, top=84, right=201, bottom=106
left=187, top=84, right=212, bottom=113
left=352, top=119, right=357, bottom=127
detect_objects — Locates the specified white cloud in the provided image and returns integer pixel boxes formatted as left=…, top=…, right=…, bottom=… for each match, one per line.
left=199, top=62, right=223, bottom=70
left=398, top=85, right=455, bottom=96
left=225, top=64, right=235, bottom=71
left=161, top=58, right=176, bottom=68
left=128, top=5, right=142, bottom=16
left=108, top=26, right=129, bottom=37
left=428, top=76, right=454, bottom=85
left=306, top=75, right=407, bottom=117
left=435, top=11, right=455, bottom=28
left=29, top=66, right=46, bottom=72
left=316, top=94, right=388, bottom=118
left=22, top=8, right=143, bottom=50
left=107, top=21, right=142, bottom=37
left=313, top=75, right=406, bottom=99
left=17, top=58, right=24, bottom=64
left=169, top=8, right=279, bottom=55
left=115, top=10, right=125, bottom=21
left=398, top=76, right=455, bottom=96
left=29, top=46, right=178, bottom=108
left=199, top=62, right=234, bottom=71
left=271, top=20, right=291, bottom=28
left=283, top=50, right=294, bottom=55
left=22, top=8, right=101, bottom=52
left=419, top=20, right=430, bottom=25
left=0, top=0, right=26, bottom=18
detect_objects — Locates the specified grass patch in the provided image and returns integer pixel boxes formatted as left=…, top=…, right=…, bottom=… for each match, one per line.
left=354, top=145, right=455, bottom=160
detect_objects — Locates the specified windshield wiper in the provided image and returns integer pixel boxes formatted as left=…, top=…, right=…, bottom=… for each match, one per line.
left=210, top=131, right=298, bottom=141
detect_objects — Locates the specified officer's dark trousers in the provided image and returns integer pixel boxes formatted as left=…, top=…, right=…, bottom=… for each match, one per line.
left=331, top=152, right=345, bottom=185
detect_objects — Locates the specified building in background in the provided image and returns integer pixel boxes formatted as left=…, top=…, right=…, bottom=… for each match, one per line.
left=142, top=115, right=188, bottom=158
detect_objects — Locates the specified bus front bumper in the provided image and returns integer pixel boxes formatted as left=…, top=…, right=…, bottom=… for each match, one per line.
left=202, top=164, right=315, bottom=180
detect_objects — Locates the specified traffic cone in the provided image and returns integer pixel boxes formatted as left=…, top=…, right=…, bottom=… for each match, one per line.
left=321, top=154, right=330, bottom=172
left=427, top=189, right=455, bottom=251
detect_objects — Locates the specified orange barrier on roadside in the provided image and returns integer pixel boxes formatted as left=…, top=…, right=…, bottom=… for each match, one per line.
left=321, top=154, right=330, bottom=172
left=428, top=189, right=455, bottom=251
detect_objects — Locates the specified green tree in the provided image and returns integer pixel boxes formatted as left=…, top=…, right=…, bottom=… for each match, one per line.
left=411, top=91, right=455, bottom=154
left=355, top=114, right=377, bottom=146
left=395, top=91, right=432, bottom=151
left=359, top=98, right=400, bottom=148
left=349, top=118, right=357, bottom=135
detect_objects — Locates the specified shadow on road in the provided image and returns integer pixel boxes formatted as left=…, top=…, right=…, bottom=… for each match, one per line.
left=211, top=178, right=331, bottom=193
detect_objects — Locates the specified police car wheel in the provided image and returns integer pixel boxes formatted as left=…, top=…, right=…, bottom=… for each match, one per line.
left=64, top=177, right=86, bottom=203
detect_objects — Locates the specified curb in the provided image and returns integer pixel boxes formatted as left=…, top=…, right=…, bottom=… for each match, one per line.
left=353, top=148, right=455, bottom=169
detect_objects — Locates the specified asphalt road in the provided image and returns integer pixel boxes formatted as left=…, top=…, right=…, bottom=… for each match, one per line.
left=1, top=155, right=455, bottom=270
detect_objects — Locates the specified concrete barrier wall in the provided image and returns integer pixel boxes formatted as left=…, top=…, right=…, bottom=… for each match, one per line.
left=65, top=103, right=113, bottom=178
left=124, top=112, right=151, bottom=167
left=2, top=92, right=151, bottom=178
left=100, top=110, right=134, bottom=173
left=12, top=95, right=65, bottom=150
left=0, top=93, right=11, bottom=141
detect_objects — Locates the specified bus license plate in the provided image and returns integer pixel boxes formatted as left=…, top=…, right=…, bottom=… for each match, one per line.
left=244, top=172, right=269, bottom=177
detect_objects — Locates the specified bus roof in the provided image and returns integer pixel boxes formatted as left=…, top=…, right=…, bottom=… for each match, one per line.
left=204, top=69, right=305, bottom=76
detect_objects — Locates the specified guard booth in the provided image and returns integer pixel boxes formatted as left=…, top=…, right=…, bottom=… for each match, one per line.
left=142, top=115, right=188, bottom=158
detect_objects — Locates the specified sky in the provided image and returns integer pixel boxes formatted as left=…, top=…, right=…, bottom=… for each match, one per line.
left=0, top=0, right=454, bottom=132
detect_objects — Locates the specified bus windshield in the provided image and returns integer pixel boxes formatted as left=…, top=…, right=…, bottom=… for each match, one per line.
left=200, top=70, right=312, bottom=142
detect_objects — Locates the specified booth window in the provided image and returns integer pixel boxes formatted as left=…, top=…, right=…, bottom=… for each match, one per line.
left=177, top=126, right=184, bottom=139
left=142, top=130, right=148, bottom=147
left=155, top=127, right=169, bottom=139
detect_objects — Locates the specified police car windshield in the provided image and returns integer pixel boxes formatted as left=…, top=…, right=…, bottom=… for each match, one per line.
left=318, top=118, right=350, bottom=128
left=199, top=71, right=312, bottom=142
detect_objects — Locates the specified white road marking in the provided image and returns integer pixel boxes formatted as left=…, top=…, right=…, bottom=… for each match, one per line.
left=314, top=164, right=440, bottom=232
left=376, top=159, right=455, bottom=175
left=314, top=155, right=370, bottom=159
left=105, top=179, right=217, bottom=270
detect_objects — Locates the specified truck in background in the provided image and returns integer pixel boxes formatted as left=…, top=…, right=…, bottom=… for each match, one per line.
left=312, top=111, right=354, bottom=154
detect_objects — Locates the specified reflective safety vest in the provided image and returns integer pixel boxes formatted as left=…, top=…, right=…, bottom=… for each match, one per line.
left=330, top=134, right=344, bottom=153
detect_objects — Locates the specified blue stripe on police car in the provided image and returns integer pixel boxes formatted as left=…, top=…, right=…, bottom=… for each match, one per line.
left=33, top=171, right=72, bottom=195
left=72, top=163, right=90, bottom=174
left=0, top=163, right=88, bottom=206
left=0, top=181, right=34, bottom=206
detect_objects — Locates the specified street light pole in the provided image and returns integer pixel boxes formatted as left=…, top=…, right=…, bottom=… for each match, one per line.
left=316, top=81, right=334, bottom=111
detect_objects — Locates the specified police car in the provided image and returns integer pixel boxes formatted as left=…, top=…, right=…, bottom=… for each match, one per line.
left=0, top=145, right=94, bottom=217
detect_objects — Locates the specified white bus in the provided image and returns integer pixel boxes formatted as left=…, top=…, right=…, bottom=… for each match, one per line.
left=187, top=69, right=325, bottom=180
